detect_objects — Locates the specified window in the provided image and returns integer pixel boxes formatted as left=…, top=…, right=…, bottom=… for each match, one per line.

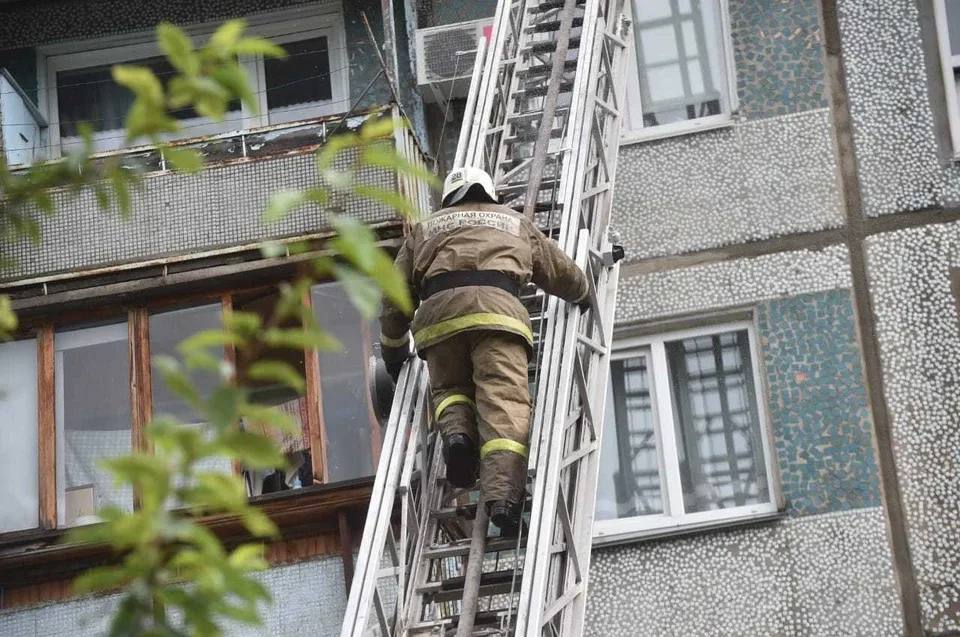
left=0, top=279, right=380, bottom=537
left=594, top=323, right=778, bottom=543
left=150, top=303, right=234, bottom=488
left=623, top=0, right=737, bottom=141
left=310, top=283, right=380, bottom=482
left=0, top=338, right=39, bottom=533
left=39, top=11, right=348, bottom=155
left=55, top=320, right=133, bottom=527
left=935, top=0, right=960, bottom=154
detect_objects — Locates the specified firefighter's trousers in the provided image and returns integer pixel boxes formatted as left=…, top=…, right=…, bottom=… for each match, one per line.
left=424, top=330, right=530, bottom=505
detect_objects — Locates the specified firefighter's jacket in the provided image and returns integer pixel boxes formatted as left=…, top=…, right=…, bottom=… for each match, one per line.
left=379, top=200, right=589, bottom=356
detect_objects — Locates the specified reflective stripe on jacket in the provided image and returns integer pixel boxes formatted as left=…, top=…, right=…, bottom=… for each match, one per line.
left=379, top=201, right=588, bottom=355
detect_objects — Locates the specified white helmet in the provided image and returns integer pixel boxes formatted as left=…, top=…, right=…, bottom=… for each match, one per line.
left=442, top=167, right=498, bottom=207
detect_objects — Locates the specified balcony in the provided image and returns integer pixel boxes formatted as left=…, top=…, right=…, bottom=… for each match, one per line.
left=1, top=105, right=430, bottom=292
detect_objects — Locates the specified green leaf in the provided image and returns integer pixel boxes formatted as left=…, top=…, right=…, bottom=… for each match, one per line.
left=217, top=430, right=286, bottom=469
left=73, top=565, right=132, bottom=595
left=108, top=166, right=134, bottom=217
left=112, top=65, right=164, bottom=106
left=163, top=146, right=204, bottom=174
left=241, top=507, right=277, bottom=537
left=331, top=264, right=381, bottom=320
left=246, top=360, right=305, bottom=393
left=213, top=63, right=256, bottom=113
left=264, top=190, right=306, bottom=224
left=206, top=386, right=243, bottom=429
left=262, top=326, right=340, bottom=351
left=153, top=355, right=201, bottom=406
left=157, top=22, right=199, bottom=75
left=228, top=544, right=268, bottom=571
left=209, top=19, right=246, bottom=54
left=183, top=472, right=247, bottom=512
left=233, top=37, right=287, bottom=59
left=360, top=116, right=395, bottom=141
left=353, top=183, right=419, bottom=219
left=0, top=295, right=17, bottom=340
left=361, top=144, right=441, bottom=189
left=176, top=328, right=237, bottom=354
left=223, top=311, right=261, bottom=339
left=239, top=403, right=298, bottom=435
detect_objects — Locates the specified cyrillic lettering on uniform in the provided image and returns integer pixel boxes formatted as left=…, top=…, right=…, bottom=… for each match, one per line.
left=422, top=210, right=522, bottom=238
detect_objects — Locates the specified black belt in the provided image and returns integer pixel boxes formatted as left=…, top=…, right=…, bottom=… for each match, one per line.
left=420, top=270, right=520, bottom=300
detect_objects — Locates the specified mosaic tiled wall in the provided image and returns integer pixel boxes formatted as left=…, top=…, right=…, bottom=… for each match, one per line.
left=756, top=289, right=881, bottom=517
left=584, top=507, right=902, bottom=636
left=866, top=221, right=960, bottom=633
left=613, top=109, right=843, bottom=261
left=730, top=0, right=829, bottom=120
left=3, top=147, right=398, bottom=281
left=0, top=555, right=348, bottom=636
left=615, top=244, right=851, bottom=324
left=836, top=0, right=960, bottom=217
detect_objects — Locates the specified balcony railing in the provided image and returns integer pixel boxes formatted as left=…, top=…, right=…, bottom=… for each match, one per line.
left=1, top=104, right=432, bottom=287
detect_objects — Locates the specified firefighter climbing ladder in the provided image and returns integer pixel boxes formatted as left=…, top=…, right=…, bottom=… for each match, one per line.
left=342, top=0, right=630, bottom=634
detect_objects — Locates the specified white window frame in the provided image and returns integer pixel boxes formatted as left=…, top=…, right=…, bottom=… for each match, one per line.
left=593, top=321, right=780, bottom=545
left=621, top=0, right=739, bottom=145
left=36, top=5, right=348, bottom=157
left=934, top=0, right=960, bottom=156
left=251, top=16, right=350, bottom=125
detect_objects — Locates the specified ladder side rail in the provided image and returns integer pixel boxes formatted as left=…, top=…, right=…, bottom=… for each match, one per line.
left=514, top=2, right=604, bottom=626
left=341, top=360, right=426, bottom=637
left=541, top=5, right=632, bottom=632
left=480, top=4, right=528, bottom=179
left=518, top=0, right=604, bottom=509
left=394, top=380, right=434, bottom=633
left=489, top=0, right=548, bottom=195
left=340, top=360, right=415, bottom=636
left=517, top=231, right=593, bottom=634
left=517, top=0, right=629, bottom=630
left=403, top=433, right=448, bottom=629
left=563, top=259, right=620, bottom=633
left=521, top=0, right=580, bottom=218
left=524, top=0, right=601, bottom=466
left=466, top=0, right=522, bottom=167
left=453, top=34, right=489, bottom=171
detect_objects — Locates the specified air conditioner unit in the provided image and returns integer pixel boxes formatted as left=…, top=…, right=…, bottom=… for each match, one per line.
left=415, top=18, right=493, bottom=103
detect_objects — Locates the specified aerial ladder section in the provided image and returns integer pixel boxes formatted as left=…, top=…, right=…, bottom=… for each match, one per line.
left=341, top=0, right=631, bottom=633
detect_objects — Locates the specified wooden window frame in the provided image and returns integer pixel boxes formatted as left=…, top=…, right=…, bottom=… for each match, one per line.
left=0, top=277, right=381, bottom=541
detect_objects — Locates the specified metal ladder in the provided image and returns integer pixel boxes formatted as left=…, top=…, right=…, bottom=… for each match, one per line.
left=341, top=0, right=630, bottom=634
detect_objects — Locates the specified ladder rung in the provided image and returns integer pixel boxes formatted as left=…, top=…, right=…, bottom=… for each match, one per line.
left=523, top=37, right=581, bottom=55
left=514, top=82, right=576, bottom=99
left=517, top=59, right=578, bottom=78
left=527, top=17, right=584, bottom=33
left=423, top=536, right=524, bottom=560
left=528, top=0, right=586, bottom=13
left=433, top=502, right=478, bottom=520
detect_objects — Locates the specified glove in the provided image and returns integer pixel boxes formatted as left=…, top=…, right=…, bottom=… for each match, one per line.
left=382, top=346, right=410, bottom=382
left=577, top=293, right=592, bottom=313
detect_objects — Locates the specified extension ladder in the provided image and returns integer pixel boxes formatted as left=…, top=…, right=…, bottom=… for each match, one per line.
left=341, top=0, right=630, bottom=634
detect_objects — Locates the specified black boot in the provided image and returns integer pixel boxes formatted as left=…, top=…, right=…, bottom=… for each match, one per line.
left=443, top=433, right=478, bottom=488
left=488, top=499, right=522, bottom=537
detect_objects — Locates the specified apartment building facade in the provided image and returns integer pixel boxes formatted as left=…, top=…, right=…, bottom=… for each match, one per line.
left=0, top=0, right=957, bottom=635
